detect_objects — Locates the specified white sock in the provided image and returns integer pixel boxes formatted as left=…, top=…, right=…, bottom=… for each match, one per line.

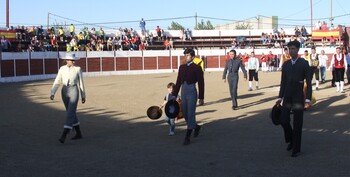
left=336, top=82, right=340, bottom=92
left=316, top=80, right=319, bottom=88
left=249, top=81, right=252, bottom=88
left=256, top=81, right=259, bottom=87
left=340, top=81, right=344, bottom=92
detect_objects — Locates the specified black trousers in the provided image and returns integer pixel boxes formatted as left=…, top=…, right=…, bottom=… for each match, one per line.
left=280, top=99, right=304, bottom=153
left=310, top=66, right=319, bottom=81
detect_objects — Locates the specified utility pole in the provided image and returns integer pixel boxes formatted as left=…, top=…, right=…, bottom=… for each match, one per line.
left=47, top=12, right=50, bottom=30
left=195, top=12, right=197, bottom=29
left=6, top=0, right=9, bottom=28
left=310, top=0, right=313, bottom=32
left=330, top=0, right=334, bottom=25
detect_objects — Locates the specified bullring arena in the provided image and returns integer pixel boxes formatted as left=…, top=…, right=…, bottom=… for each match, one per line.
left=1, top=47, right=350, bottom=176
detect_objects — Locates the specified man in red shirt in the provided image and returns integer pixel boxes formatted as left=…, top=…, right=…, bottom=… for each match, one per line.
left=266, top=51, right=276, bottom=72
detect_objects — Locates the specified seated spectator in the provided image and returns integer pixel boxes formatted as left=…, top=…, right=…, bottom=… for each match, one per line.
left=322, top=37, right=328, bottom=47
left=164, top=38, right=170, bottom=50
left=284, top=36, right=291, bottom=45
left=273, top=27, right=280, bottom=39
left=42, top=36, right=52, bottom=51
left=329, top=35, right=336, bottom=47
left=274, top=41, right=281, bottom=48
left=301, top=26, right=307, bottom=37
left=169, top=38, right=174, bottom=49
left=139, top=41, right=146, bottom=51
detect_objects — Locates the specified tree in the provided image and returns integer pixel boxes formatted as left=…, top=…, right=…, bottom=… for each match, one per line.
left=168, top=21, right=185, bottom=30
left=195, top=19, right=214, bottom=30
left=235, top=22, right=253, bottom=30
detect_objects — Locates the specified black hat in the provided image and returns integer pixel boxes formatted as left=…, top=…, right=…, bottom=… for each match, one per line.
left=147, top=106, right=162, bottom=120
left=165, top=100, right=180, bottom=119
left=270, top=104, right=281, bottom=125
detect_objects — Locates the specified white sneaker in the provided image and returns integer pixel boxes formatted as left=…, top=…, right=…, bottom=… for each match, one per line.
left=168, top=131, right=175, bottom=136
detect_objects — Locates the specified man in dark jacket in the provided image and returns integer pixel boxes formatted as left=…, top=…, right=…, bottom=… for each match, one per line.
left=275, top=40, right=312, bottom=157
left=222, top=49, right=247, bottom=110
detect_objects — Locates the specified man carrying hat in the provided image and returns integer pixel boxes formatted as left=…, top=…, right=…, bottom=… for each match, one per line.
left=172, top=48, right=204, bottom=145
left=50, top=53, right=86, bottom=144
left=275, top=40, right=312, bottom=157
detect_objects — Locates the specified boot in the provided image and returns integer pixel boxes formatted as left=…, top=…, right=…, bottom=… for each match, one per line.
left=71, top=125, right=83, bottom=140
left=183, top=129, right=193, bottom=145
left=59, top=128, right=70, bottom=144
left=194, top=124, right=201, bottom=138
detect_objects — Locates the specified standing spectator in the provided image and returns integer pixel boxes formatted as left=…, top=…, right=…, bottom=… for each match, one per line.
left=280, top=28, right=286, bottom=39
left=225, top=52, right=230, bottom=61
left=222, top=49, right=247, bottom=110
left=330, top=47, right=348, bottom=92
left=185, top=28, right=192, bottom=40
left=260, top=52, right=268, bottom=72
left=279, top=48, right=291, bottom=70
left=1, top=35, right=11, bottom=52
left=156, top=26, right=161, bottom=41
left=318, top=50, right=328, bottom=83
left=69, top=24, right=75, bottom=37
left=179, top=29, right=185, bottom=41
left=50, top=53, right=86, bottom=144
left=308, top=47, right=320, bottom=90
left=266, top=51, right=276, bottom=72
left=247, top=51, right=260, bottom=91
left=346, top=50, right=350, bottom=84
left=321, top=21, right=327, bottom=30
left=99, top=28, right=105, bottom=41
left=275, top=40, right=312, bottom=157
left=172, top=48, right=204, bottom=145
left=139, top=18, right=146, bottom=34
left=242, top=52, right=249, bottom=71
left=58, top=27, right=65, bottom=41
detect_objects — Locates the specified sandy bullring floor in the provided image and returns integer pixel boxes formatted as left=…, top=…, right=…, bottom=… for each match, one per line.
left=0, top=71, right=349, bottom=177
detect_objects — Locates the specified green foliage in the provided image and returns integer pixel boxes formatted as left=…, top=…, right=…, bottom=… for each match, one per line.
left=235, top=22, right=253, bottom=30
left=195, top=19, right=214, bottom=30
left=168, top=21, right=185, bottom=30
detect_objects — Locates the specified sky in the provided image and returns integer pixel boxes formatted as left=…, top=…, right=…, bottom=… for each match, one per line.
left=1, top=0, right=350, bottom=31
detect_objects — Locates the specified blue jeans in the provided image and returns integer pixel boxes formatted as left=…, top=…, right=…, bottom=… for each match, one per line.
left=164, top=116, right=175, bottom=132
left=320, top=66, right=326, bottom=81
left=347, top=66, right=350, bottom=83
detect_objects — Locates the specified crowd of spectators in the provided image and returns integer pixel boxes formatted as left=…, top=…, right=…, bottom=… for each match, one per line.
left=0, top=20, right=344, bottom=52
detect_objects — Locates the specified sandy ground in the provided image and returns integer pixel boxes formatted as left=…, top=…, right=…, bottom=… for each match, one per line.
left=0, top=71, right=349, bottom=177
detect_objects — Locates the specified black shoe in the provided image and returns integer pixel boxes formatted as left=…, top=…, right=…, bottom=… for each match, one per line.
left=291, top=151, right=301, bottom=157
left=232, top=106, right=238, bottom=110
left=286, top=143, right=293, bottom=151
left=183, top=137, right=190, bottom=145
left=71, top=125, right=83, bottom=140
left=194, top=125, right=201, bottom=138
left=316, top=87, right=319, bottom=90
left=59, top=128, right=70, bottom=144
